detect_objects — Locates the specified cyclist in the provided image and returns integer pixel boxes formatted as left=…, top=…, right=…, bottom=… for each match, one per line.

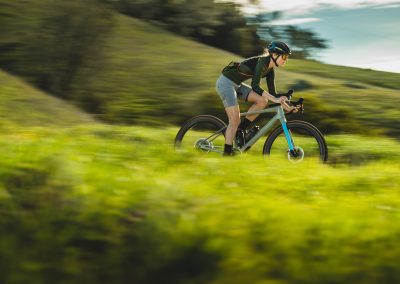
left=216, top=41, right=298, bottom=156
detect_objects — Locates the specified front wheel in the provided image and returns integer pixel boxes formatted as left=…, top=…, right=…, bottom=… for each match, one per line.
left=175, top=115, right=227, bottom=154
left=263, top=120, right=328, bottom=162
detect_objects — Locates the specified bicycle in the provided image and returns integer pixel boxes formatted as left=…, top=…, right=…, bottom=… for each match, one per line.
left=175, top=91, right=328, bottom=163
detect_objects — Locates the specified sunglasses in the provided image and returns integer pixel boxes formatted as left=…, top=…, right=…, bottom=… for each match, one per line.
left=281, top=54, right=289, bottom=60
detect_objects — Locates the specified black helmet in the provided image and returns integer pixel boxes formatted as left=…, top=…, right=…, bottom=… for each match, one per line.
left=267, top=41, right=291, bottom=55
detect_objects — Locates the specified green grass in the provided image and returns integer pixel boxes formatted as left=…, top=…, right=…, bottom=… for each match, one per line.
left=1, top=123, right=400, bottom=283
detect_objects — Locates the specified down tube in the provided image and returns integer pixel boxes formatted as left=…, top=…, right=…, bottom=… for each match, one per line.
left=281, top=121, right=295, bottom=151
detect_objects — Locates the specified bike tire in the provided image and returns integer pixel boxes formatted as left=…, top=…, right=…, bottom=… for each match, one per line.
left=175, top=115, right=227, bottom=153
left=263, top=120, right=328, bottom=162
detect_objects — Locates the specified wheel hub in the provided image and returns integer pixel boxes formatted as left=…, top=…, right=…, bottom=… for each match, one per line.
left=288, top=146, right=304, bottom=163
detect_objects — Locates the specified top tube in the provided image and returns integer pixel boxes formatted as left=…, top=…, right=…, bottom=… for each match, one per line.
left=240, top=105, right=283, bottom=117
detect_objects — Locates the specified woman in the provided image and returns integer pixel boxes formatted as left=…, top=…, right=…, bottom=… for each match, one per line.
left=216, top=41, right=298, bottom=156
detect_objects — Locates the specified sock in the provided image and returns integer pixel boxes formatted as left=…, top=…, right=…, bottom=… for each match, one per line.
left=224, top=144, right=233, bottom=154
left=238, top=118, right=251, bottom=130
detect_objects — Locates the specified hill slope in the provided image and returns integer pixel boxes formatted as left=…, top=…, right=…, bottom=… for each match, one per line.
left=0, top=69, right=94, bottom=128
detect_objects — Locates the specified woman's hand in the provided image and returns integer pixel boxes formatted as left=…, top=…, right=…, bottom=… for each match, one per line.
left=262, top=92, right=301, bottom=113
left=268, top=94, right=288, bottom=104
left=282, top=102, right=301, bottom=114
left=277, top=96, right=288, bottom=104
left=262, top=92, right=291, bottom=105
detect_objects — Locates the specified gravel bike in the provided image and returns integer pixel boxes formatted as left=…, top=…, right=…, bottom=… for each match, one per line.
left=175, top=91, right=328, bottom=162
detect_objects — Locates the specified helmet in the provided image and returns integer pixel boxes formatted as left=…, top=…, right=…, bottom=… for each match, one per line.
left=267, top=41, right=291, bottom=55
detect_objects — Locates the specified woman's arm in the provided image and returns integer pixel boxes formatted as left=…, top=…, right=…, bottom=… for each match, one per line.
left=266, top=68, right=277, bottom=96
left=250, top=57, right=269, bottom=96
left=262, top=91, right=286, bottom=104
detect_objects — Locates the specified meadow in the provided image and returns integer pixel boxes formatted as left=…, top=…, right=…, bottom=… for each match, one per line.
left=1, top=121, right=400, bottom=283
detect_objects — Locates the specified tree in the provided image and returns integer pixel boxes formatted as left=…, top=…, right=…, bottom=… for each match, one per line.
left=110, top=0, right=264, bottom=56
left=251, top=11, right=328, bottom=59
left=0, top=0, right=114, bottom=102
left=284, top=26, right=328, bottom=58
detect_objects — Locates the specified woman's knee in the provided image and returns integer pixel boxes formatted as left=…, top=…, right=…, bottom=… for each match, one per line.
left=225, top=106, right=240, bottom=125
left=255, top=96, right=268, bottom=108
left=248, top=91, right=267, bottom=107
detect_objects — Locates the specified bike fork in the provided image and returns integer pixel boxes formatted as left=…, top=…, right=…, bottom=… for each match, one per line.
left=280, top=120, right=298, bottom=157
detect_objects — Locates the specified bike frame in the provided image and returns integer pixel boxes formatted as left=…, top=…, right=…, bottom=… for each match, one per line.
left=238, top=105, right=295, bottom=152
left=200, top=104, right=296, bottom=154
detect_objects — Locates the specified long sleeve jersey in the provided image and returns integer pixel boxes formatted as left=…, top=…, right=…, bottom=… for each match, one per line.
left=221, top=55, right=276, bottom=96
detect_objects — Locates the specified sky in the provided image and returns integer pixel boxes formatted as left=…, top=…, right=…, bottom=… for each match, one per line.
left=231, top=0, right=400, bottom=73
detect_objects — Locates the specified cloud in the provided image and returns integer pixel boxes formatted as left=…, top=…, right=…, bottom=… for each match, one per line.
left=356, top=58, right=400, bottom=73
left=266, top=18, right=322, bottom=26
left=373, top=4, right=400, bottom=8
left=233, top=0, right=400, bottom=14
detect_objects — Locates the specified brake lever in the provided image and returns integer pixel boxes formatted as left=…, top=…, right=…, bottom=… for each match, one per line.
left=291, top=98, right=304, bottom=106
left=289, top=98, right=304, bottom=114
left=298, top=98, right=304, bottom=113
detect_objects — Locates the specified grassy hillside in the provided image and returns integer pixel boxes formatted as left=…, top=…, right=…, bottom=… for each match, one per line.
left=285, top=59, right=400, bottom=90
left=0, top=69, right=94, bottom=128
left=90, top=15, right=240, bottom=124
left=86, top=14, right=400, bottom=137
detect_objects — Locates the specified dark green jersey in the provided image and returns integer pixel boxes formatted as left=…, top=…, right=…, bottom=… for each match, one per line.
left=221, top=55, right=276, bottom=96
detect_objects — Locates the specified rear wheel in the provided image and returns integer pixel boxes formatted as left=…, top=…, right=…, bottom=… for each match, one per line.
left=175, top=115, right=227, bottom=154
left=263, top=120, right=328, bottom=162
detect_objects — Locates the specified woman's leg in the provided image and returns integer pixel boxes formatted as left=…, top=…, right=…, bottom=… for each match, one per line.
left=224, top=105, right=241, bottom=145
left=245, top=90, right=269, bottom=121
left=215, top=75, right=241, bottom=154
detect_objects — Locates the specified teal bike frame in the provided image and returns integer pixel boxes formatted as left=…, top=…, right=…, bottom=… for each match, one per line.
left=238, top=104, right=295, bottom=152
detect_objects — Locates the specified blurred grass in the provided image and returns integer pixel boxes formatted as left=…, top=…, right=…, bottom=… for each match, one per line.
left=1, top=123, right=400, bottom=283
